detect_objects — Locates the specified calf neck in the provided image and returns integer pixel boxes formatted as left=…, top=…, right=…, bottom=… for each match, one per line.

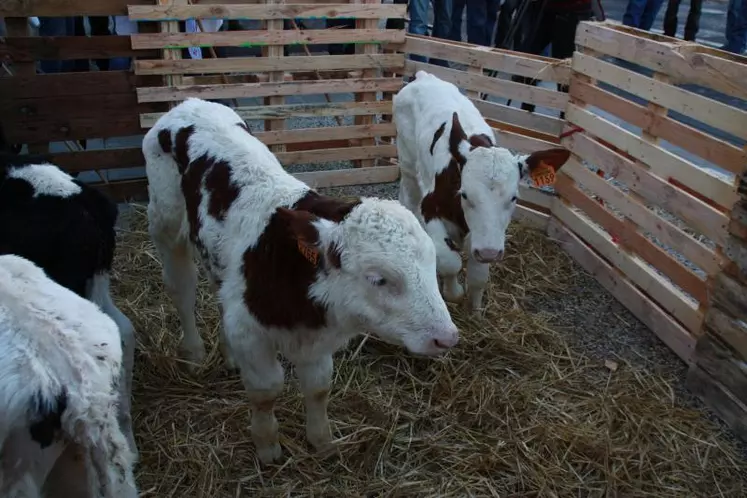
left=143, top=98, right=458, bottom=464
left=393, top=71, right=570, bottom=312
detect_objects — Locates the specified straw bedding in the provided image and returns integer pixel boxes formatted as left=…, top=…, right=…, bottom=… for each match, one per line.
left=112, top=202, right=747, bottom=497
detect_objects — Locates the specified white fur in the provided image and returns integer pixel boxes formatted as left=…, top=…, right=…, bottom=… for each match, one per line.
left=8, top=164, right=82, bottom=198
left=143, top=98, right=458, bottom=464
left=394, top=71, right=543, bottom=312
left=0, top=255, right=137, bottom=498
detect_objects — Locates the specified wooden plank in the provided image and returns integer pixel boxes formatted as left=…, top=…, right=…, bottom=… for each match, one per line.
left=0, top=0, right=150, bottom=16
left=569, top=79, right=746, bottom=175
left=694, top=333, right=747, bottom=402
left=46, top=148, right=145, bottom=172
left=139, top=101, right=392, bottom=127
left=130, top=29, right=406, bottom=50
left=134, top=53, right=406, bottom=75
left=518, top=185, right=554, bottom=211
left=547, top=218, right=696, bottom=363
left=492, top=128, right=560, bottom=154
left=565, top=131, right=730, bottom=256
left=553, top=200, right=702, bottom=332
left=275, top=144, right=397, bottom=165
left=0, top=70, right=155, bottom=100
left=353, top=0, right=382, bottom=168
left=513, top=204, right=550, bottom=231
left=565, top=104, right=739, bottom=210
left=404, top=60, right=569, bottom=110
left=572, top=51, right=747, bottom=142
left=402, top=35, right=571, bottom=83
left=0, top=36, right=159, bottom=62
left=704, top=307, right=747, bottom=361
left=136, top=76, right=404, bottom=102
left=254, top=123, right=395, bottom=145
left=687, top=365, right=747, bottom=441
left=263, top=0, right=286, bottom=152
left=472, top=98, right=564, bottom=137
left=128, top=3, right=407, bottom=20
left=553, top=173, right=708, bottom=304
left=576, top=22, right=747, bottom=101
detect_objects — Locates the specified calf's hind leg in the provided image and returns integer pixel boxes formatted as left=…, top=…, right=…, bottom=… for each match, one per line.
left=148, top=216, right=205, bottom=372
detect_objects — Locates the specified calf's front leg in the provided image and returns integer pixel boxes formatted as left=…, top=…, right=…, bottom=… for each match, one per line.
left=295, top=355, right=335, bottom=454
left=466, top=255, right=490, bottom=314
left=433, top=235, right=464, bottom=303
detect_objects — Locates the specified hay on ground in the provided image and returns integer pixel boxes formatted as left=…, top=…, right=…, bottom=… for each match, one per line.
left=112, top=203, right=746, bottom=497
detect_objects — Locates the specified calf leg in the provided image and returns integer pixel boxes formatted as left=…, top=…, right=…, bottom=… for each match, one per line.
left=435, top=237, right=464, bottom=303
left=0, top=433, right=66, bottom=498
left=294, top=355, right=335, bottom=454
left=42, top=443, right=92, bottom=498
left=232, top=334, right=285, bottom=465
left=82, top=408, right=138, bottom=498
left=150, top=229, right=204, bottom=372
left=206, top=278, right=236, bottom=371
left=466, top=255, right=491, bottom=313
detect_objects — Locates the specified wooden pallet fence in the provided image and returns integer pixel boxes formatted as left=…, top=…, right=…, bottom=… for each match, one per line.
left=129, top=0, right=406, bottom=184
left=549, top=21, right=747, bottom=366
left=0, top=0, right=165, bottom=194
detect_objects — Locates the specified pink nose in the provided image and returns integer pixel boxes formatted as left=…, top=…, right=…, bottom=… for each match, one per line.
left=473, top=248, right=503, bottom=263
left=432, top=325, right=459, bottom=350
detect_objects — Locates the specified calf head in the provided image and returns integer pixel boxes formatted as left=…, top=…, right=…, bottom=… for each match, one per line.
left=276, top=198, right=459, bottom=356
left=448, top=112, right=570, bottom=263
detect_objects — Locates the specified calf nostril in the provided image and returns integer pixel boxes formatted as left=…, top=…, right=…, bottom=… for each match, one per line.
left=434, top=338, right=447, bottom=349
left=497, top=250, right=505, bottom=260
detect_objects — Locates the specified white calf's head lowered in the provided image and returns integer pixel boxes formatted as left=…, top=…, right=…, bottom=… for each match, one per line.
left=274, top=197, right=459, bottom=356
left=446, top=112, right=570, bottom=263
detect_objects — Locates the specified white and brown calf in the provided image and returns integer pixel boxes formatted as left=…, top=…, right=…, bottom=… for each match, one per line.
left=143, top=97, right=458, bottom=465
left=0, top=254, right=138, bottom=498
left=393, top=70, right=571, bottom=312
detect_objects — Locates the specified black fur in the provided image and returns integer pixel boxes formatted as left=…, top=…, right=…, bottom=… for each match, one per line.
left=28, top=388, right=69, bottom=449
left=0, top=153, right=119, bottom=298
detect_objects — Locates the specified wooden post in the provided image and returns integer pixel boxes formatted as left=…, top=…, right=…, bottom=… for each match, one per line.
left=160, top=0, right=186, bottom=110
left=353, top=0, right=381, bottom=168
left=263, top=0, right=285, bottom=154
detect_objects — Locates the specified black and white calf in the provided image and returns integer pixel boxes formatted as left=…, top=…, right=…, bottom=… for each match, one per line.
left=0, top=154, right=137, bottom=469
left=393, top=71, right=571, bottom=312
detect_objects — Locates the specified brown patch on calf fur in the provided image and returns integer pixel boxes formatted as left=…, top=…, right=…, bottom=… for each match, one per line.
left=173, top=125, right=195, bottom=174
left=157, top=129, right=172, bottom=154
left=420, top=159, right=468, bottom=234
left=430, top=121, right=446, bottom=155
left=204, top=162, right=240, bottom=221
left=242, top=190, right=361, bottom=330
left=469, top=133, right=493, bottom=150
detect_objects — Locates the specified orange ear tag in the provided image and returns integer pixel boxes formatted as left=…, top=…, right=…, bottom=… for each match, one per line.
left=530, top=161, right=557, bottom=188
left=297, top=239, right=320, bottom=266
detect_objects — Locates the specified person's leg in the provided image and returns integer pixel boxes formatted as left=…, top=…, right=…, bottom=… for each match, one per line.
left=485, top=0, right=500, bottom=46
left=38, top=17, right=74, bottom=73
left=89, top=16, right=111, bottom=71
left=429, top=0, right=453, bottom=66
left=449, top=0, right=467, bottom=41
left=663, top=0, right=681, bottom=37
left=640, top=0, right=667, bottom=31
left=684, top=0, right=703, bottom=41
left=386, top=0, right=408, bottom=30
left=495, top=0, right=518, bottom=48
left=622, top=0, right=647, bottom=27
left=551, top=9, right=593, bottom=118
left=516, top=12, right=554, bottom=113
left=466, top=0, right=487, bottom=45
left=408, top=0, right=430, bottom=62
left=722, top=0, right=747, bottom=53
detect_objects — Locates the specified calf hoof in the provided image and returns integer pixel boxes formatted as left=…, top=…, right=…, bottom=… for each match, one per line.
left=442, top=283, right=465, bottom=304
left=256, top=442, right=283, bottom=465
left=178, top=344, right=206, bottom=374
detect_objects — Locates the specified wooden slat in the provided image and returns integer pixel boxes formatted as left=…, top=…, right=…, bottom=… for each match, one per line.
left=402, top=35, right=571, bottom=83
left=554, top=173, right=708, bottom=304
left=404, top=60, right=569, bottom=110
left=572, top=51, right=747, bottom=142
left=353, top=0, right=382, bottom=169
left=130, top=29, right=406, bottom=50
left=0, top=0, right=150, bottom=16
left=569, top=79, right=746, bottom=175
left=0, top=71, right=154, bottom=99
left=547, top=218, right=695, bottom=363
left=687, top=365, right=747, bottom=441
left=566, top=104, right=739, bottom=210
left=492, top=128, right=560, bottom=154
left=0, top=36, right=159, bottom=62
left=128, top=3, right=407, bottom=20
left=518, top=185, right=554, bottom=211
left=575, top=22, right=747, bottom=101
left=46, top=148, right=145, bottom=172
left=134, top=53, right=406, bottom=75
left=139, top=101, right=392, bottom=127
left=136, top=76, right=404, bottom=102
left=553, top=199, right=703, bottom=332
left=263, top=0, right=286, bottom=153
left=472, top=98, right=564, bottom=137
left=513, top=204, right=550, bottom=231
left=275, top=144, right=397, bottom=165
left=254, top=123, right=395, bottom=145
left=565, top=131, right=729, bottom=257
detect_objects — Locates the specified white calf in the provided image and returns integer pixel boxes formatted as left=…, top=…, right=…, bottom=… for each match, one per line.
left=143, top=97, right=458, bottom=464
left=0, top=254, right=137, bottom=498
left=393, top=70, right=571, bottom=312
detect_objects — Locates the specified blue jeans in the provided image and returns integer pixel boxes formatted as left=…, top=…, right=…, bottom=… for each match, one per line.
left=722, top=0, right=747, bottom=53
left=449, top=0, right=500, bottom=46
left=409, top=0, right=452, bottom=66
left=38, top=17, right=87, bottom=73
left=622, top=0, right=666, bottom=30
left=109, top=57, right=132, bottom=70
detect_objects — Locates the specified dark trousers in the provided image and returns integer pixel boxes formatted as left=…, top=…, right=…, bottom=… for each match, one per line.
left=449, top=0, right=501, bottom=46
left=514, top=8, right=593, bottom=114
left=663, top=0, right=702, bottom=40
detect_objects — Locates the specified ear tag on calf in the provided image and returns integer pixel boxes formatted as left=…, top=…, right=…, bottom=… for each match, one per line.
left=297, top=240, right=320, bottom=266
left=530, top=161, right=557, bottom=188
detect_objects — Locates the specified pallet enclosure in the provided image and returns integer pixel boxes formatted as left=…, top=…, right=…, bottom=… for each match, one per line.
left=2, top=6, right=747, bottom=440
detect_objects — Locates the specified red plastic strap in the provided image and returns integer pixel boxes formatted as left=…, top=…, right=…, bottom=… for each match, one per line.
left=559, top=125, right=584, bottom=139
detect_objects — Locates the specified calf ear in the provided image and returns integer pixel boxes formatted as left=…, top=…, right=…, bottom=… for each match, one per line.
left=448, top=112, right=470, bottom=165
left=520, top=148, right=571, bottom=178
left=275, top=207, right=320, bottom=246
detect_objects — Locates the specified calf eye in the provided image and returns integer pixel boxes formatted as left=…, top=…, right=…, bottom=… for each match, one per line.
left=372, top=277, right=387, bottom=286
left=460, top=192, right=468, bottom=200
left=511, top=196, right=517, bottom=202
